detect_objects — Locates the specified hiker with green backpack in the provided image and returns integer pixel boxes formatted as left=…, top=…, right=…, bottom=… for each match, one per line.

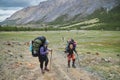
left=39, top=40, right=52, bottom=74
left=30, top=36, right=52, bottom=74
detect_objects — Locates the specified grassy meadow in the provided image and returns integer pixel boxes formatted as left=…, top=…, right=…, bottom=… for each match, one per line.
left=0, top=30, right=120, bottom=80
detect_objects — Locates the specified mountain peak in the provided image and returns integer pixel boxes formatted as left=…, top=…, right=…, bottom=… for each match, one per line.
left=4, top=0, right=120, bottom=25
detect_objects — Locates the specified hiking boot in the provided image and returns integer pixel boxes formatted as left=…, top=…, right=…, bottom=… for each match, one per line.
left=45, top=68, right=50, bottom=72
left=68, top=60, right=70, bottom=68
left=72, top=59, right=76, bottom=68
left=72, top=64, right=76, bottom=68
left=68, top=63, right=70, bottom=68
left=41, top=69, right=45, bottom=74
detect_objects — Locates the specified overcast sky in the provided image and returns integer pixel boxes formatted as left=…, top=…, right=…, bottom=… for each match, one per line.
left=0, top=0, right=47, bottom=22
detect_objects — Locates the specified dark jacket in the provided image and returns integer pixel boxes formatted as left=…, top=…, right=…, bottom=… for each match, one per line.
left=67, top=48, right=77, bottom=55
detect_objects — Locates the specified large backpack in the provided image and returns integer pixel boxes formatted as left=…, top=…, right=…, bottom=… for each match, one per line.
left=65, top=40, right=77, bottom=53
left=32, top=36, right=46, bottom=57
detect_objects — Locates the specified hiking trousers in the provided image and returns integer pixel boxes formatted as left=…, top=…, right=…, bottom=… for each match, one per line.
left=67, top=54, right=75, bottom=61
left=38, top=55, right=49, bottom=69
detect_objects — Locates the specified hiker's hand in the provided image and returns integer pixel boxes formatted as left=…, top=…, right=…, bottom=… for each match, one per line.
left=48, top=48, right=52, bottom=51
left=48, top=49, right=52, bottom=54
left=50, top=49, right=52, bottom=51
left=46, top=50, right=49, bottom=54
left=50, top=49, right=53, bottom=53
left=64, top=51, right=67, bottom=53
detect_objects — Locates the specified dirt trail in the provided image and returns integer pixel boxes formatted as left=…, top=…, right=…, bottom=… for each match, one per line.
left=16, top=50, right=61, bottom=80
left=52, top=50, right=101, bottom=80
left=16, top=48, right=101, bottom=80
left=0, top=41, right=101, bottom=80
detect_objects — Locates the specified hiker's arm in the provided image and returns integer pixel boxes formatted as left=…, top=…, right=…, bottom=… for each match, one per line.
left=74, top=49, right=78, bottom=55
left=48, top=48, right=52, bottom=52
left=40, top=47, right=48, bottom=55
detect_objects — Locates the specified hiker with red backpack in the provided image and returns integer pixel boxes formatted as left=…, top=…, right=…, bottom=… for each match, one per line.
left=65, top=39, right=77, bottom=52
left=65, top=39, right=77, bottom=68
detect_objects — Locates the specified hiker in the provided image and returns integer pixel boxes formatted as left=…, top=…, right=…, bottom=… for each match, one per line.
left=65, top=38, right=77, bottom=53
left=65, top=39, right=77, bottom=68
left=66, top=43, right=77, bottom=68
left=31, top=36, right=52, bottom=74
left=38, top=40, right=52, bottom=74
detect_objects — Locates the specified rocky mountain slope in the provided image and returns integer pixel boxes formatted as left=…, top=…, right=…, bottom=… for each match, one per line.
left=3, top=0, right=120, bottom=24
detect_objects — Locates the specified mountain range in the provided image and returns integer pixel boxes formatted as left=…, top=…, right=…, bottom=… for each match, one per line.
left=2, top=0, right=120, bottom=25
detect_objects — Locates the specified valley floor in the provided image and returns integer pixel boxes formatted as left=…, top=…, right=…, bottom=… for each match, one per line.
left=0, top=31, right=120, bottom=80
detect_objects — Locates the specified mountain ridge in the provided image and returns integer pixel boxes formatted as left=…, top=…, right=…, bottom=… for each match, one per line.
left=2, top=0, right=120, bottom=25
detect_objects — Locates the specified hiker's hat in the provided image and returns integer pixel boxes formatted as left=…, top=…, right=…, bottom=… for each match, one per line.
left=45, top=40, right=49, bottom=45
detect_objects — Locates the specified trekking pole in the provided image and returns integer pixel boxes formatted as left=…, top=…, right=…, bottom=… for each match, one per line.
left=76, top=53, right=81, bottom=67
left=64, top=51, right=69, bottom=72
left=50, top=50, right=53, bottom=71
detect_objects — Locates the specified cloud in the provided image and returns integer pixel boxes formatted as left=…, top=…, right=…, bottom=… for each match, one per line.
left=0, top=0, right=47, bottom=7
left=0, top=0, right=47, bottom=22
left=0, top=0, right=29, bottom=7
left=0, top=8, right=22, bottom=15
left=0, top=8, right=22, bottom=22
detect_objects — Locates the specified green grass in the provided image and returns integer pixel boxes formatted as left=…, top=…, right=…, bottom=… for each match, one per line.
left=85, top=5, right=120, bottom=30
left=0, top=30, right=119, bottom=56
left=0, top=31, right=120, bottom=80
left=47, top=5, right=120, bottom=31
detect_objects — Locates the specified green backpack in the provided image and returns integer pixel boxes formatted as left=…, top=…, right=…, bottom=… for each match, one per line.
left=32, top=36, right=46, bottom=57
